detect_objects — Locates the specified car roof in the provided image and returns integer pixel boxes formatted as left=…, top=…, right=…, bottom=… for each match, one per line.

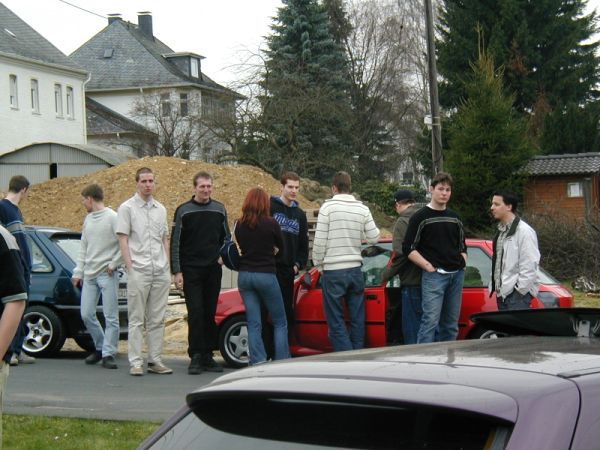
left=25, top=225, right=79, bottom=235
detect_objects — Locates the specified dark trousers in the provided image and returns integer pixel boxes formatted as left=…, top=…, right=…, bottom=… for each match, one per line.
left=10, top=283, right=30, bottom=356
left=275, top=265, right=295, bottom=327
left=182, top=264, right=222, bottom=357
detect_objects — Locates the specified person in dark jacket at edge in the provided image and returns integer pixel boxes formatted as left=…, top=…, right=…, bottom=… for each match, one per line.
left=0, top=224, right=27, bottom=444
left=270, top=171, right=309, bottom=339
left=381, top=190, right=423, bottom=344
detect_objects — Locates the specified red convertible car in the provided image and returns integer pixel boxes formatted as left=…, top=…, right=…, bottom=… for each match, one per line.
left=215, top=239, right=573, bottom=367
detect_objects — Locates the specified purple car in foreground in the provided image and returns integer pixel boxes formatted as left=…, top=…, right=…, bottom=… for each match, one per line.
left=141, top=309, right=600, bottom=449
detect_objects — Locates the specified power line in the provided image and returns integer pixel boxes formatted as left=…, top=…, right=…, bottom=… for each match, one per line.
left=57, top=0, right=106, bottom=20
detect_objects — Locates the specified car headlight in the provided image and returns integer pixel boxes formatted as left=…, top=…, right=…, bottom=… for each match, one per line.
left=536, top=292, right=559, bottom=308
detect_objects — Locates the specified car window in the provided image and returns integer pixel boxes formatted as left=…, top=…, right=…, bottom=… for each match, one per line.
left=146, top=399, right=512, bottom=450
left=26, top=237, right=53, bottom=273
left=464, top=246, right=491, bottom=288
left=52, top=236, right=81, bottom=263
left=362, top=245, right=392, bottom=288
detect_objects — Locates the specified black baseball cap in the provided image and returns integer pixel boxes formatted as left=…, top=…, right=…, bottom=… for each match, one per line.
left=394, top=190, right=415, bottom=203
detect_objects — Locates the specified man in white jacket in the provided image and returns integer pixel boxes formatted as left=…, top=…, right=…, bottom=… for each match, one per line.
left=490, top=191, right=540, bottom=310
left=312, top=171, right=380, bottom=351
left=72, top=184, right=122, bottom=369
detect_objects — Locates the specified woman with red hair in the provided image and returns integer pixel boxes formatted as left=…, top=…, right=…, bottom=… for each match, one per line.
left=235, top=187, right=289, bottom=365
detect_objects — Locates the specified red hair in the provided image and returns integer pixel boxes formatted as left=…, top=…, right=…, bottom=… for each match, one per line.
left=240, top=187, right=270, bottom=228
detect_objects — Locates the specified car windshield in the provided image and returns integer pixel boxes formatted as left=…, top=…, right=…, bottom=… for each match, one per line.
left=146, top=398, right=512, bottom=450
left=52, top=236, right=81, bottom=263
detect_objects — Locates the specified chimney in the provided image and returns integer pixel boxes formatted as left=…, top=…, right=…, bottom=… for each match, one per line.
left=107, top=13, right=122, bottom=25
left=138, top=12, right=153, bottom=39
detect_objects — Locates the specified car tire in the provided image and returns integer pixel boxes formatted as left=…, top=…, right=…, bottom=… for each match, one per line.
left=218, top=315, right=250, bottom=368
left=73, top=336, right=96, bottom=353
left=469, top=326, right=509, bottom=340
left=22, top=305, right=66, bottom=356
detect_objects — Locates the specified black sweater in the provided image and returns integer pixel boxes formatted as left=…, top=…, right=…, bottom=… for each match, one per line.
left=402, top=206, right=467, bottom=271
left=235, top=217, right=284, bottom=273
left=170, top=197, right=229, bottom=273
left=270, top=196, right=309, bottom=270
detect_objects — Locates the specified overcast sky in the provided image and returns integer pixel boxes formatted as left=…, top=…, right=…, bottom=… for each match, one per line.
left=2, top=0, right=600, bottom=87
left=1, top=0, right=283, bottom=85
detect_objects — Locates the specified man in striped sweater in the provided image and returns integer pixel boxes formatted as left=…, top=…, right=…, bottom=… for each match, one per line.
left=312, top=171, right=380, bottom=352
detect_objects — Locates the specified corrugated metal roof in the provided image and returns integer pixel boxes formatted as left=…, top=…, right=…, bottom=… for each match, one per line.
left=0, top=143, right=135, bottom=166
left=522, top=153, right=600, bottom=176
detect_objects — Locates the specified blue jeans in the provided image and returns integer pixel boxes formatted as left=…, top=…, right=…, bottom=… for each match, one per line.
left=322, top=267, right=365, bottom=352
left=238, top=271, right=290, bottom=365
left=401, top=286, right=422, bottom=345
left=80, top=272, right=119, bottom=357
left=497, top=290, right=532, bottom=310
left=418, top=269, right=464, bottom=343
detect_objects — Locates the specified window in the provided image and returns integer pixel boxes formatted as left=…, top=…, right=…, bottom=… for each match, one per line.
left=27, top=238, right=53, bottom=273
left=160, top=93, right=171, bottom=116
left=9, top=74, right=18, bottom=108
left=464, top=246, right=492, bottom=288
left=567, top=182, right=583, bottom=198
left=66, top=86, right=74, bottom=118
left=30, top=79, right=39, bottom=113
left=402, top=172, right=414, bottom=183
left=190, top=57, right=199, bottom=78
left=54, top=84, right=63, bottom=117
left=180, top=93, right=188, bottom=116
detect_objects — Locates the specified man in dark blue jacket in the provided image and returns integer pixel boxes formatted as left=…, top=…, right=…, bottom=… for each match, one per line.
left=270, top=172, right=309, bottom=334
left=0, top=175, right=34, bottom=366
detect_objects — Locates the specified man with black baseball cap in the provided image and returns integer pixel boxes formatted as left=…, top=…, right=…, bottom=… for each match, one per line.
left=382, top=189, right=422, bottom=344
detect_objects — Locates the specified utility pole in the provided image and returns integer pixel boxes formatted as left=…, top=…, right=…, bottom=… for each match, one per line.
left=424, top=0, right=443, bottom=173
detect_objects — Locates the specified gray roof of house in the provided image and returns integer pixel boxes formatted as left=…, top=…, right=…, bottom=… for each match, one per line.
left=70, top=18, right=238, bottom=97
left=0, top=3, right=85, bottom=72
left=1, top=143, right=134, bottom=166
left=86, top=97, right=156, bottom=136
left=523, top=153, right=600, bottom=176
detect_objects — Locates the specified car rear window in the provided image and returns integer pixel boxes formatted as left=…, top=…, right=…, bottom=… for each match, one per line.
left=146, top=397, right=512, bottom=449
left=52, top=235, right=81, bottom=263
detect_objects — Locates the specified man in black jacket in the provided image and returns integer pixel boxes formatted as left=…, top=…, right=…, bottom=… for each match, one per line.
left=270, top=172, right=309, bottom=334
left=171, top=172, right=229, bottom=374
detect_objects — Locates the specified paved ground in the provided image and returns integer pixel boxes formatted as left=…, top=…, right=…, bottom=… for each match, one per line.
left=4, top=351, right=234, bottom=422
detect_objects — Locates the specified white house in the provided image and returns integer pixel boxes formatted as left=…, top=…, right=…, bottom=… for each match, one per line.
left=0, top=3, right=88, bottom=155
left=70, top=12, right=242, bottom=162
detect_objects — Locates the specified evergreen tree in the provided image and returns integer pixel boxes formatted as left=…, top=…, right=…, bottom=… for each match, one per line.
left=541, top=101, right=600, bottom=154
left=445, top=51, right=534, bottom=231
left=438, top=0, right=600, bottom=113
left=252, top=0, right=354, bottom=182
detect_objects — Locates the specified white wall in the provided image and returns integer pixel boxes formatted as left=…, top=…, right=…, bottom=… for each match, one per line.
left=0, top=56, right=87, bottom=155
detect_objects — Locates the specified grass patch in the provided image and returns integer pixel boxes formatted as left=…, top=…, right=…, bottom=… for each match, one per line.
left=3, top=415, right=159, bottom=450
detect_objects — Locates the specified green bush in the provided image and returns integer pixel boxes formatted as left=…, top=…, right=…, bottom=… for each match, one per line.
left=355, top=179, right=426, bottom=216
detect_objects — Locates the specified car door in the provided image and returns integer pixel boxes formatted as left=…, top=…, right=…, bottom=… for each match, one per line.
left=293, top=244, right=390, bottom=353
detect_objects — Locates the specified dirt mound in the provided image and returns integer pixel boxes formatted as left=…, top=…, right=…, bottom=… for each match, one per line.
left=19, top=156, right=320, bottom=230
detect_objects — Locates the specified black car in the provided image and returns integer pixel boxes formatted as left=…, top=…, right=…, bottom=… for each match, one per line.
left=140, top=309, right=600, bottom=450
left=23, top=226, right=128, bottom=356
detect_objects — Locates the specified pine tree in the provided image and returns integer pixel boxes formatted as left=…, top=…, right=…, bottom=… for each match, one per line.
left=445, top=51, right=534, bottom=231
left=438, top=0, right=600, bottom=113
left=253, top=0, right=354, bottom=182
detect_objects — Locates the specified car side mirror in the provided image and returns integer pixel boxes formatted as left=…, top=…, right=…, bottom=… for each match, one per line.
left=301, top=272, right=312, bottom=288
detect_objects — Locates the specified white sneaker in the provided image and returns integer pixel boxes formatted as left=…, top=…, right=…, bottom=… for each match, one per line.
left=17, top=353, right=35, bottom=364
left=9, top=354, right=18, bottom=366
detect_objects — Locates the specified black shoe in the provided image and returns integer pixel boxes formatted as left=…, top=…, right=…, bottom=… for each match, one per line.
left=85, top=351, right=102, bottom=365
left=188, top=354, right=203, bottom=375
left=102, top=355, right=118, bottom=369
left=201, top=354, right=223, bottom=373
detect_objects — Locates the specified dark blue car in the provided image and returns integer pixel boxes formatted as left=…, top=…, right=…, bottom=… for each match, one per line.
left=23, top=226, right=128, bottom=356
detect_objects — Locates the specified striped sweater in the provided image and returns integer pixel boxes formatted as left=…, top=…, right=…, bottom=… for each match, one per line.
left=312, top=194, right=380, bottom=271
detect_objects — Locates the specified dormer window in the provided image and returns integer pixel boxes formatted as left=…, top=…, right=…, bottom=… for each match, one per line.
left=190, top=58, right=199, bottom=78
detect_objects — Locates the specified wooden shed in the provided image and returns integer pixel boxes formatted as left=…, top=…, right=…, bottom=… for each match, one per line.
left=522, top=153, right=600, bottom=221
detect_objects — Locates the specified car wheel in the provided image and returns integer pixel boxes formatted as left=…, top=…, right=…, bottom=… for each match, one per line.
left=470, top=326, right=509, bottom=340
left=73, top=336, right=96, bottom=353
left=218, top=315, right=250, bottom=368
left=22, top=305, right=66, bottom=356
